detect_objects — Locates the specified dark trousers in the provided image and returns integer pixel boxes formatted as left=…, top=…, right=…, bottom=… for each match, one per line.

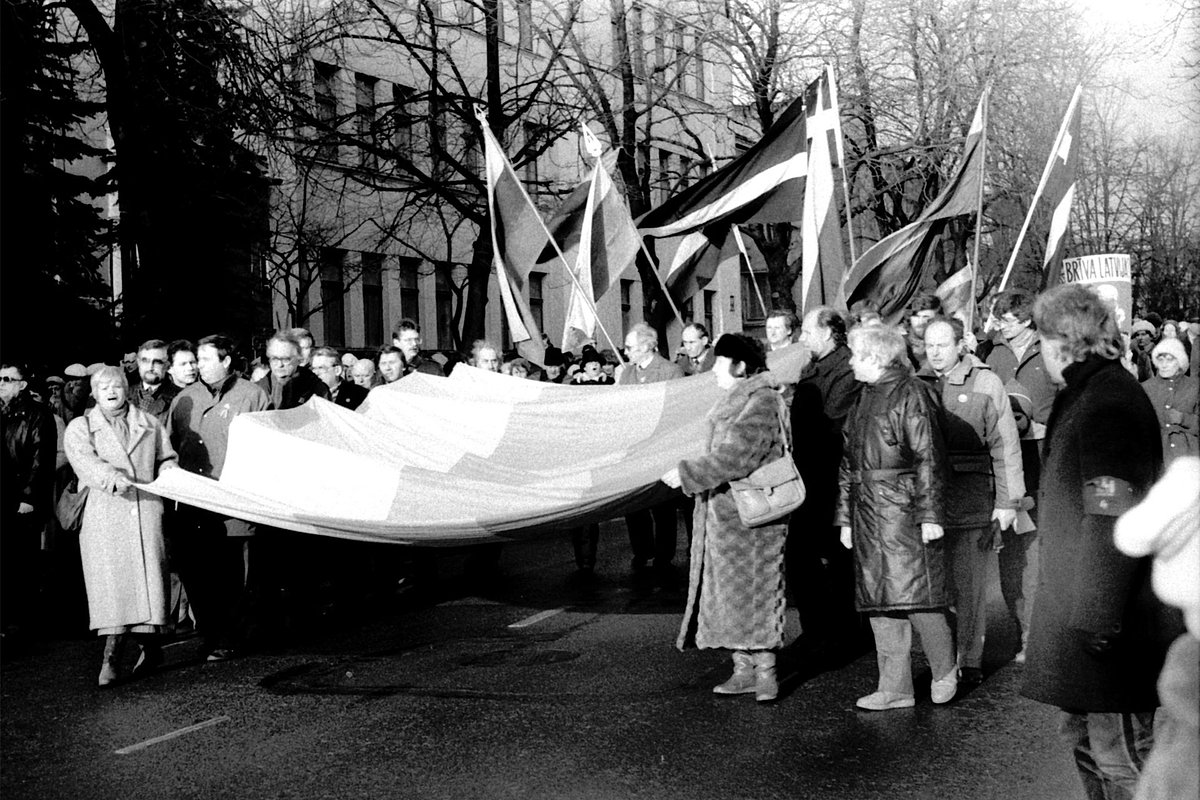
left=0, top=511, right=41, bottom=632
left=625, top=500, right=679, bottom=568
left=570, top=524, right=600, bottom=570
left=172, top=508, right=249, bottom=651
left=786, top=521, right=859, bottom=647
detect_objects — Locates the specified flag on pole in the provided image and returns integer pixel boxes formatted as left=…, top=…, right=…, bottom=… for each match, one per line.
left=546, top=127, right=641, bottom=349
left=998, top=85, right=1083, bottom=290
left=1033, top=88, right=1082, bottom=285
left=842, top=89, right=988, bottom=321
left=637, top=96, right=808, bottom=238
left=479, top=112, right=548, bottom=365
left=934, top=263, right=974, bottom=323
left=800, top=68, right=848, bottom=313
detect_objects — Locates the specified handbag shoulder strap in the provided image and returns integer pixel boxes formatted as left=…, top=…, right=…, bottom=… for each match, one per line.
left=775, top=390, right=793, bottom=456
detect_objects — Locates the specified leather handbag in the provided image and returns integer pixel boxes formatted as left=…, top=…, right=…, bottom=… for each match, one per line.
left=55, top=415, right=91, bottom=532
left=728, top=394, right=805, bottom=527
left=55, top=478, right=89, bottom=533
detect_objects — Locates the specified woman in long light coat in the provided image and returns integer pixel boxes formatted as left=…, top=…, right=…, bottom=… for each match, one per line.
left=64, top=366, right=177, bottom=686
left=662, top=333, right=789, bottom=702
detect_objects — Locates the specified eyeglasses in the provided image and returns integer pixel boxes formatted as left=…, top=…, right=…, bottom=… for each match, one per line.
left=1153, top=352, right=1177, bottom=361
left=267, top=356, right=296, bottom=365
left=0, top=376, right=23, bottom=383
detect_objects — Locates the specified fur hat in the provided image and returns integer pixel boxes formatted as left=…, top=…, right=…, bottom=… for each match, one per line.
left=63, top=363, right=88, bottom=379
left=1131, top=319, right=1156, bottom=336
left=713, top=333, right=767, bottom=375
left=1151, top=337, right=1188, bottom=369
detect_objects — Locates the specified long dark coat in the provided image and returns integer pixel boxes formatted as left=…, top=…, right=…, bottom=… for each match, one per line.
left=836, top=366, right=949, bottom=612
left=676, top=373, right=789, bottom=651
left=1021, top=356, right=1182, bottom=712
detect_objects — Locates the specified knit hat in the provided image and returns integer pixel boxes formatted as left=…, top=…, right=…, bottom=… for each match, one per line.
left=713, top=333, right=767, bottom=375
left=1151, top=337, right=1188, bottom=368
left=1131, top=319, right=1156, bottom=336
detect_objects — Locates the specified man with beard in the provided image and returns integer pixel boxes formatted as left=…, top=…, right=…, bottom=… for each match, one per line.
left=128, top=340, right=179, bottom=425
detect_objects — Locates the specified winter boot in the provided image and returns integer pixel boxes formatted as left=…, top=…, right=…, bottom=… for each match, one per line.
left=713, top=651, right=756, bottom=695
left=753, top=651, right=778, bottom=702
left=98, top=634, right=125, bottom=687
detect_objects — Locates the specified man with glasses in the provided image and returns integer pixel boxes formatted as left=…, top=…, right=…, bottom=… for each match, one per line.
left=256, top=330, right=329, bottom=410
left=392, top=319, right=444, bottom=378
left=985, top=289, right=1057, bottom=664
left=619, top=323, right=684, bottom=587
left=676, top=323, right=715, bottom=376
left=1, top=363, right=57, bottom=641
left=311, top=346, right=367, bottom=411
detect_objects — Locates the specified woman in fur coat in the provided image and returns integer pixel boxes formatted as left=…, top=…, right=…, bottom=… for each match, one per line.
left=662, top=333, right=789, bottom=702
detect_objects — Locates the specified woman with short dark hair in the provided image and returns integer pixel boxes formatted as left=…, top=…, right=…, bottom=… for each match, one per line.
left=661, top=333, right=789, bottom=702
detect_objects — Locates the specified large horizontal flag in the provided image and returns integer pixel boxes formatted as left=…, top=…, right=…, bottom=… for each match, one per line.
left=637, top=96, right=808, bottom=239
left=801, top=66, right=848, bottom=313
left=998, top=85, right=1083, bottom=290
left=843, top=87, right=989, bottom=321
left=479, top=111, right=547, bottom=366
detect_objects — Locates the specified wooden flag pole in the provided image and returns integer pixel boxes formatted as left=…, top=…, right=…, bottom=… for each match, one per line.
left=732, top=225, right=769, bottom=317
left=997, top=84, right=1082, bottom=292
left=968, top=84, right=990, bottom=332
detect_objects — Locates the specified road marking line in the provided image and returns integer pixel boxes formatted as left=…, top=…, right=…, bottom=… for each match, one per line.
left=507, top=608, right=565, bottom=629
left=114, top=716, right=231, bottom=755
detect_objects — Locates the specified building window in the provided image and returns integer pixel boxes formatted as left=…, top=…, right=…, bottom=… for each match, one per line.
left=682, top=297, right=694, bottom=324
left=355, top=73, right=378, bottom=169
left=362, top=253, right=385, bottom=347
left=703, top=289, right=715, bottom=335
left=435, top=265, right=455, bottom=350
left=620, top=278, right=634, bottom=337
left=313, top=61, right=338, bottom=162
left=741, top=265, right=769, bottom=324
left=516, top=0, right=532, bottom=48
left=654, top=13, right=665, bottom=78
left=321, top=248, right=346, bottom=347
left=694, top=44, right=706, bottom=101
left=391, top=84, right=414, bottom=160
left=673, top=23, right=686, bottom=89
left=630, top=3, right=645, bottom=79
left=493, top=0, right=507, bottom=42
left=657, top=149, right=672, bottom=203
left=455, top=0, right=476, bottom=27
left=398, top=257, right=420, bottom=324
left=522, top=122, right=540, bottom=186
left=528, top=271, right=545, bottom=333
left=462, top=130, right=480, bottom=178
left=679, top=155, right=693, bottom=189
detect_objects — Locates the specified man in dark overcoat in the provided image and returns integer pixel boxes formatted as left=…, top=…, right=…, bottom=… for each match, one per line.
left=1021, top=284, right=1184, bottom=800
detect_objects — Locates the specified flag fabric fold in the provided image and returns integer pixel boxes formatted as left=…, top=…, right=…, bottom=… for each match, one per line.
left=934, top=263, right=974, bottom=322
left=637, top=97, right=808, bottom=239
left=800, top=68, right=848, bottom=312
left=842, top=90, right=988, bottom=321
left=480, top=116, right=548, bottom=365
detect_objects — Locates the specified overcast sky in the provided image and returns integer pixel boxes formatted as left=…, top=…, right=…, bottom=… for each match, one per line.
left=1081, top=0, right=1197, bottom=133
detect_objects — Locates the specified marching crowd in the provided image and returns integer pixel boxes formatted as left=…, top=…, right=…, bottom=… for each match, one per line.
left=2, top=287, right=1198, bottom=800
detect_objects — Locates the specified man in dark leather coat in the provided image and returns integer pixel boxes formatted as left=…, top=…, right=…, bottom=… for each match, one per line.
left=1, top=362, right=57, bottom=636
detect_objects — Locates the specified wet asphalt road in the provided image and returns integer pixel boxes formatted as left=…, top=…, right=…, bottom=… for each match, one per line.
left=1, top=523, right=1082, bottom=800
